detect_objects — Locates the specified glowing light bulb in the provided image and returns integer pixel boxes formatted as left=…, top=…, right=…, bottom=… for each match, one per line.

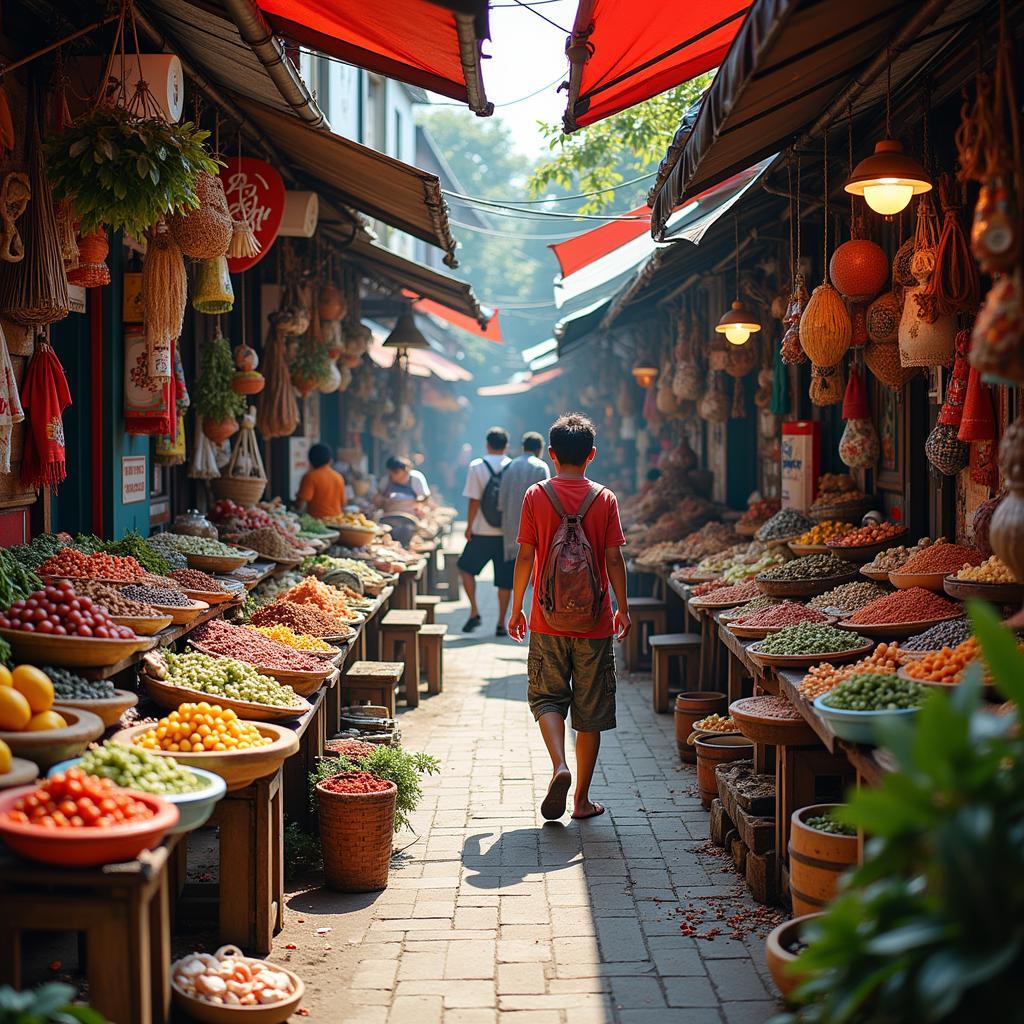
left=725, top=324, right=751, bottom=346
left=862, top=180, right=915, bottom=216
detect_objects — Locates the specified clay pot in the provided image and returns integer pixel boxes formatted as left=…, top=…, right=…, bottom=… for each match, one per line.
left=318, top=284, right=346, bottom=322
left=765, top=913, right=821, bottom=1002
left=674, top=692, right=727, bottom=764
left=788, top=803, right=858, bottom=916
left=231, top=370, right=265, bottom=395
left=694, top=733, right=752, bottom=810
left=202, top=417, right=238, bottom=443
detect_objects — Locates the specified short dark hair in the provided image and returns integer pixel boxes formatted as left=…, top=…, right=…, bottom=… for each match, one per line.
left=386, top=455, right=411, bottom=472
left=485, top=427, right=508, bottom=451
left=522, top=431, right=544, bottom=455
left=549, top=413, right=596, bottom=466
left=308, top=443, right=331, bottom=468
left=646, top=467, right=662, bottom=482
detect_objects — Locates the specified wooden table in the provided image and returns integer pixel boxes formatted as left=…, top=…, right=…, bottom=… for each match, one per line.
left=282, top=686, right=328, bottom=831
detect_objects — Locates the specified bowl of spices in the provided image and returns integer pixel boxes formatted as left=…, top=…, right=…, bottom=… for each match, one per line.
left=727, top=602, right=837, bottom=639
left=812, top=674, right=927, bottom=744
left=900, top=617, right=972, bottom=656
left=756, top=554, right=859, bottom=598
left=728, top=695, right=818, bottom=746
left=797, top=643, right=906, bottom=700
left=690, top=579, right=763, bottom=610
left=859, top=538, right=937, bottom=581
left=747, top=623, right=873, bottom=668
left=807, top=581, right=889, bottom=617
left=943, top=555, right=1024, bottom=604
left=719, top=594, right=780, bottom=623
left=837, top=587, right=962, bottom=639
left=788, top=520, right=854, bottom=555
left=755, top=509, right=816, bottom=546
left=119, top=583, right=209, bottom=625
left=898, top=638, right=985, bottom=688
left=168, top=568, right=236, bottom=606
left=889, top=543, right=983, bottom=593
left=66, top=579, right=175, bottom=636
left=826, top=522, right=908, bottom=563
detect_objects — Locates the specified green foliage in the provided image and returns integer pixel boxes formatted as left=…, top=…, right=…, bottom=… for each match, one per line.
left=528, top=78, right=711, bottom=213
left=101, top=531, right=170, bottom=576
left=0, top=983, right=108, bottom=1023
left=311, top=745, right=441, bottom=833
left=291, top=339, right=331, bottom=388
left=194, top=335, right=245, bottom=423
left=284, top=820, right=323, bottom=878
left=776, top=600, right=1024, bottom=1023
left=0, top=636, right=10, bottom=668
left=46, top=105, right=220, bottom=239
left=0, top=547, right=43, bottom=607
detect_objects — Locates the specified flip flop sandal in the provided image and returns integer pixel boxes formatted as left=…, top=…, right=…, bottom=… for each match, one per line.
left=540, top=770, right=572, bottom=820
left=463, top=615, right=482, bottom=632
left=572, top=803, right=606, bottom=820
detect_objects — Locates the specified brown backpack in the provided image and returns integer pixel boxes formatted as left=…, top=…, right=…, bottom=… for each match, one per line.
left=536, top=480, right=606, bottom=632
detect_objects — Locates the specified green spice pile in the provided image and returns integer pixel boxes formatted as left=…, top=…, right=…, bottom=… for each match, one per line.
left=808, top=581, right=888, bottom=612
left=299, top=514, right=332, bottom=536
left=44, top=667, right=116, bottom=701
left=148, top=533, right=241, bottom=557
left=758, top=553, right=852, bottom=581
left=0, top=548, right=43, bottom=606
left=755, top=622, right=865, bottom=655
left=78, top=740, right=209, bottom=795
left=755, top=509, right=816, bottom=542
left=804, top=811, right=856, bottom=836
left=821, top=673, right=926, bottom=711
left=160, top=650, right=304, bottom=707
left=724, top=594, right=779, bottom=619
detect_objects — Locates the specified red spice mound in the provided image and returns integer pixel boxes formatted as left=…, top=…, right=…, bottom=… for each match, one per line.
left=192, top=618, right=327, bottom=671
left=897, top=542, right=983, bottom=575
left=692, top=579, right=731, bottom=597
left=735, top=602, right=830, bottom=628
left=319, top=770, right=393, bottom=795
left=324, top=738, right=377, bottom=759
left=696, top=580, right=761, bottom=603
left=847, top=587, right=960, bottom=625
left=249, top=599, right=351, bottom=637
left=169, top=568, right=227, bottom=593
left=39, top=548, right=145, bottom=582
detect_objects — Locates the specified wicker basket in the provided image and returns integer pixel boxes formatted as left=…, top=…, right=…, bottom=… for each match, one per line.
left=169, top=172, right=232, bottom=259
left=317, top=778, right=397, bottom=891
left=210, top=474, right=266, bottom=505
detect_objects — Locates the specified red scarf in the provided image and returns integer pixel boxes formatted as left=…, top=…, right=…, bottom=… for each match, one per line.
left=20, top=341, right=71, bottom=489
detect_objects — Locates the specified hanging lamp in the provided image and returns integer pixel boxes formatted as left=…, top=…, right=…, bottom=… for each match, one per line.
left=383, top=307, right=430, bottom=350
left=845, top=57, right=930, bottom=215
left=716, top=215, right=761, bottom=346
left=631, top=364, right=658, bottom=388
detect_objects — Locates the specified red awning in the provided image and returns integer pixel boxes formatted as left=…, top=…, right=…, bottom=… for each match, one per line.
left=563, top=0, right=749, bottom=131
left=406, top=293, right=502, bottom=342
left=255, top=0, right=492, bottom=112
left=550, top=206, right=650, bottom=279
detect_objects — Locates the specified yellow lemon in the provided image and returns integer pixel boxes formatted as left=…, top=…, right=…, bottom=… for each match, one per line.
left=0, top=687, right=31, bottom=730
left=0, top=738, right=10, bottom=773
left=24, top=710, right=67, bottom=732
left=0, top=665, right=12, bottom=687
left=11, top=665, right=54, bottom=713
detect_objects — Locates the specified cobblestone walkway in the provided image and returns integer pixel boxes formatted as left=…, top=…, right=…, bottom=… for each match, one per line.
left=280, top=582, right=781, bottom=1023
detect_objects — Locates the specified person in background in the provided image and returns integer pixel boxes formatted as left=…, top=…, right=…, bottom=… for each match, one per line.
left=295, top=443, right=347, bottom=519
left=378, top=455, right=431, bottom=508
left=458, top=427, right=512, bottom=634
left=498, top=431, right=550, bottom=564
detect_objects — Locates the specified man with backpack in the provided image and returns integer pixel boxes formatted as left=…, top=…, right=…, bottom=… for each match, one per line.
left=508, top=413, right=631, bottom=821
left=458, top=426, right=513, bottom=634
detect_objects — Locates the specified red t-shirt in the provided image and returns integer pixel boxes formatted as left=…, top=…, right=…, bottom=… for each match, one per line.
left=517, top=477, right=626, bottom=638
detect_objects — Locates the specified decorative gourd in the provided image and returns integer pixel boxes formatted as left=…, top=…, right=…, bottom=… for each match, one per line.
left=233, top=343, right=258, bottom=372
left=971, top=269, right=1024, bottom=385
left=231, top=370, right=265, bottom=395
left=829, top=239, right=888, bottom=302
left=990, top=415, right=1024, bottom=584
left=972, top=493, right=1003, bottom=557
left=318, top=284, right=346, bottom=322
left=866, top=292, right=901, bottom=343
left=799, top=283, right=851, bottom=366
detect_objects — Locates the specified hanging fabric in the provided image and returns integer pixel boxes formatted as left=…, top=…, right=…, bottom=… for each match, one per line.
left=124, top=328, right=174, bottom=436
left=0, top=321, right=24, bottom=473
left=769, top=335, right=789, bottom=415
left=19, top=338, right=71, bottom=489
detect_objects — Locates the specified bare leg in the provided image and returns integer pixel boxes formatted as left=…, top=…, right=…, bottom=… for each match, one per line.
left=572, top=731, right=604, bottom=818
left=461, top=572, right=479, bottom=618
left=537, top=712, right=572, bottom=820
left=496, top=588, right=511, bottom=630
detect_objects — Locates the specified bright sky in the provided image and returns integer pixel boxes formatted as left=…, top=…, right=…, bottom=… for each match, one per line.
left=427, top=0, right=579, bottom=158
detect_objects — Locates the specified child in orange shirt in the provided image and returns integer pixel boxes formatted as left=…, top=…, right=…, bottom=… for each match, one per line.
left=296, top=444, right=346, bottom=519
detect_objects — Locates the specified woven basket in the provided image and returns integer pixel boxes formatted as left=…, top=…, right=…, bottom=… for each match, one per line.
left=809, top=362, right=844, bottom=407
left=893, top=237, right=917, bottom=287
left=210, top=474, right=266, bottom=505
left=317, top=779, right=397, bottom=892
left=866, top=292, right=902, bottom=344
left=800, top=283, right=851, bottom=365
left=169, top=172, right=232, bottom=259
left=865, top=338, right=917, bottom=391
left=66, top=229, right=110, bottom=288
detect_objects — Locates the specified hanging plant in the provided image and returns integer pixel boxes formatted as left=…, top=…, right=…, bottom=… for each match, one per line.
left=194, top=330, right=245, bottom=439
left=290, top=338, right=331, bottom=397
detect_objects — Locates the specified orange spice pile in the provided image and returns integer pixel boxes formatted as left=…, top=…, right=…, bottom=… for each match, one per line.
left=798, top=642, right=906, bottom=699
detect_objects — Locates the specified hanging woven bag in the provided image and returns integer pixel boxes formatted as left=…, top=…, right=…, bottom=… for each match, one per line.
left=168, top=171, right=232, bottom=259
left=192, top=255, right=234, bottom=314
left=898, top=283, right=956, bottom=367
left=864, top=337, right=917, bottom=392
left=866, top=291, right=902, bottom=344
left=809, top=361, right=845, bottom=407
left=66, top=228, right=110, bottom=288
left=924, top=329, right=970, bottom=475
left=781, top=277, right=809, bottom=364
left=838, top=366, right=879, bottom=469
left=799, top=282, right=851, bottom=366
left=892, top=236, right=917, bottom=288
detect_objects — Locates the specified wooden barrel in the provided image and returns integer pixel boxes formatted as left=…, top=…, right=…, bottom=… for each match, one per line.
left=788, top=803, right=858, bottom=915
left=694, top=733, right=753, bottom=809
left=674, top=691, right=727, bottom=763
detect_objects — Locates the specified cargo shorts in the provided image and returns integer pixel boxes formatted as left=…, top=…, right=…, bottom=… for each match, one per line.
left=527, top=632, right=617, bottom=732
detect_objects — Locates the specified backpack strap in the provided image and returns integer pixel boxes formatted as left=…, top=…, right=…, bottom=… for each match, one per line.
left=539, top=479, right=566, bottom=517
left=576, top=483, right=605, bottom=520
left=483, top=461, right=497, bottom=478
left=539, top=480, right=604, bottom=520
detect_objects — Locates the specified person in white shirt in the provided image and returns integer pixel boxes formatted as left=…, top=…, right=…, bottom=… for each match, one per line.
left=458, top=427, right=512, bottom=634
left=378, top=455, right=431, bottom=510
left=498, top=432, right=550, bottom=562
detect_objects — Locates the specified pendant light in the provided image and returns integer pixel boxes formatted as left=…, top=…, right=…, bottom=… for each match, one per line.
left=845, top=57, right=931, bottom=215
left=383, top=306, right=430, bottom=350
left=631, top=364, right=658, bottom=388
left=716, top=215, right=761, bottom=346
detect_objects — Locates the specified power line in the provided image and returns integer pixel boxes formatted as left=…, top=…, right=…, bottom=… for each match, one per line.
left=444, top=191, right=649, bottom=221
left=427, top=74, right=564, bottom=109
left=506, top=0, right=572, bottom=33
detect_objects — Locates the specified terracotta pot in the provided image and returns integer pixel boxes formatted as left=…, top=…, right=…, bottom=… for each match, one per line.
left=231, top=370, right=265, bottom=395
left=765, top=913, right=821, bottom=1002
left=694, top=733, right=752, bottom=810
left=674, top=691, right=727, bottom=763
left=317, top=779, right=396, bottom=892
left=788, top=803, right=858, bottom=916
left=202, top=417, right=238, bottom=443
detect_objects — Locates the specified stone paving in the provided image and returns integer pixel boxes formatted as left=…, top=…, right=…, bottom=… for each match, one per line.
left=279, top=580, right=782, bottom=1023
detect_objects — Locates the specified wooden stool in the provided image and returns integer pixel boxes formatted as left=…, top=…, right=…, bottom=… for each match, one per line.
left=418, top=623, right=448, bottom=695
left=0, top=848, right=171, bottom=1024
left=380, top=609, right=427, bottom=707
left=443, top=551, right=463, bottom=600
left=624, top=596, right=668, bottom=671
left=343, top=660, right=404, bottom=718
left=415, top=593, right=441, bottom=624
left=649, top=632, right=702, bottom=714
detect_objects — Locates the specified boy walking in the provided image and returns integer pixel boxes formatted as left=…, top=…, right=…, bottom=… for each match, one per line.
left=508, top=413, right=631, bottom=820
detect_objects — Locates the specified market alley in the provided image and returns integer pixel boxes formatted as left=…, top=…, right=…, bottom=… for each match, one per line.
left=278, top=580, right=781, bottom=1024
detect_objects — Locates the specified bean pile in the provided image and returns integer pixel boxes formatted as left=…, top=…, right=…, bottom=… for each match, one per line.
left=809, top=581, right=888, bottom=612
left=696, top=580, right=761, bottom=604
left=234, top=527, right=302, bottom=561
left=953, top=554, right=1018, bottom=584
left=149, top=533, right=240, bottom=556
left=793, top=520, right=853, bottom=545
left=828, top=521, right=905, bottom=548
left=804, top=812, right=856, bottom=836
left=44, top=666, right=116, bottom=701
left=159, top=650, right=304, bottom=707
left=756, top=509, right=815, bottom=542
left=736, top=694, right=803, bottom=719
left=758, top=553, right=852, bottom=581
left=323, top=738, right=377, bottom=758
left=822, top=673, right=926, bottom=711
left=862, top=538, right=936, bottom=573
left=902, top=638, right=982, bottom=684
left=691, top=579, right=732, bottom=597
left=6, top=768, right=156, bottom=828
left=846, top=587, right=960, bottom=626
left=725, top=595, right=779, bottom=619
left=723, top=550, right=785, bottom=583
left=902, top=618, right=972, bottom=651
left=319, top=770, right=392, bottom=795
left=282, top=577, right=360, bottom=621
left=66, top=579, right=157, bottom=617
left=737, top=497, right=780, bottom=526
left=755, top=623, right=865, bottom=656
left=39, top=548, right=145, bottom=582
left=169, top=568, right=228, bottom=593
left=134, top=703, right=271, bottom=752
left=193, top=619, right=328, bottom=671
left=798, top=643, right=905, bottom=698
left=249, top=623, right=335, bottom=652
left=121, top=584, right=194, bottom=608
left=0, top=582, right=136, bottom=638
left=78, top=740, right=209, bottom=795
left=735, top=602, right=831, bottom=628
left=248, top=599, right=351, bottom=638
left=692, top=714, right=739, bottom=733
left=897, top=542, right=983, bottom=575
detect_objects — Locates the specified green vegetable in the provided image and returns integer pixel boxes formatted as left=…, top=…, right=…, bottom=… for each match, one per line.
left=804, top=812, right=857, bottom=836
left=148, top=533, right=239, bottom=556
left=163, top=650, right=303, bottom=707
left=102, top=531, right=170, bottom=576
left=0, top=547, right=43, bottom=607
left=7, top=534, right=64, bottom=570
left=77, top=740, right=209, bottom=795
left=194, top=334, right=246, bottom=423
left=756, top=623, right=865, bottom=656
left=298, top=514, right=331, bottom=536
left=0, top=636, right=10, bottom=668
left=821, top=673, right=926, bottom=711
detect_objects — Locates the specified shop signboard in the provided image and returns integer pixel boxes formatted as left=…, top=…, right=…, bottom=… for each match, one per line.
left=121, top=455, right=148, bottom=505
left=220, top=157, right=285, bottom=273
left=781, top=421, right=820, bottom=511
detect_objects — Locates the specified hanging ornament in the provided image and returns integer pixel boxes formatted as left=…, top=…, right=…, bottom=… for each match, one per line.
left=141, top=222, right=186, bottom=380
left=830, top=240, right=888, bottom=302
left=66, top=228, right=110, bottom=288
left=782, top=156, right=808, bottom=364
left=809, top=361, right=845, bottom=407
left=19, top=338, right=72, bottom=490
left=971, top=268, right=1024, bottom=385
left=838, top=366, right=879, bottom=468
left=193, top=255, right=235, bottom=314
left=925, top=329, right=970, bottom=475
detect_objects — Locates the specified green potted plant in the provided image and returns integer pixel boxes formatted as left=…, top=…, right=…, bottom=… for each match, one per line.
left=774, top=601, right=1024, bottom=1022
left=0, top=983, right=109, bottom=1023
left=194, top=333, right=246, bottom=442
